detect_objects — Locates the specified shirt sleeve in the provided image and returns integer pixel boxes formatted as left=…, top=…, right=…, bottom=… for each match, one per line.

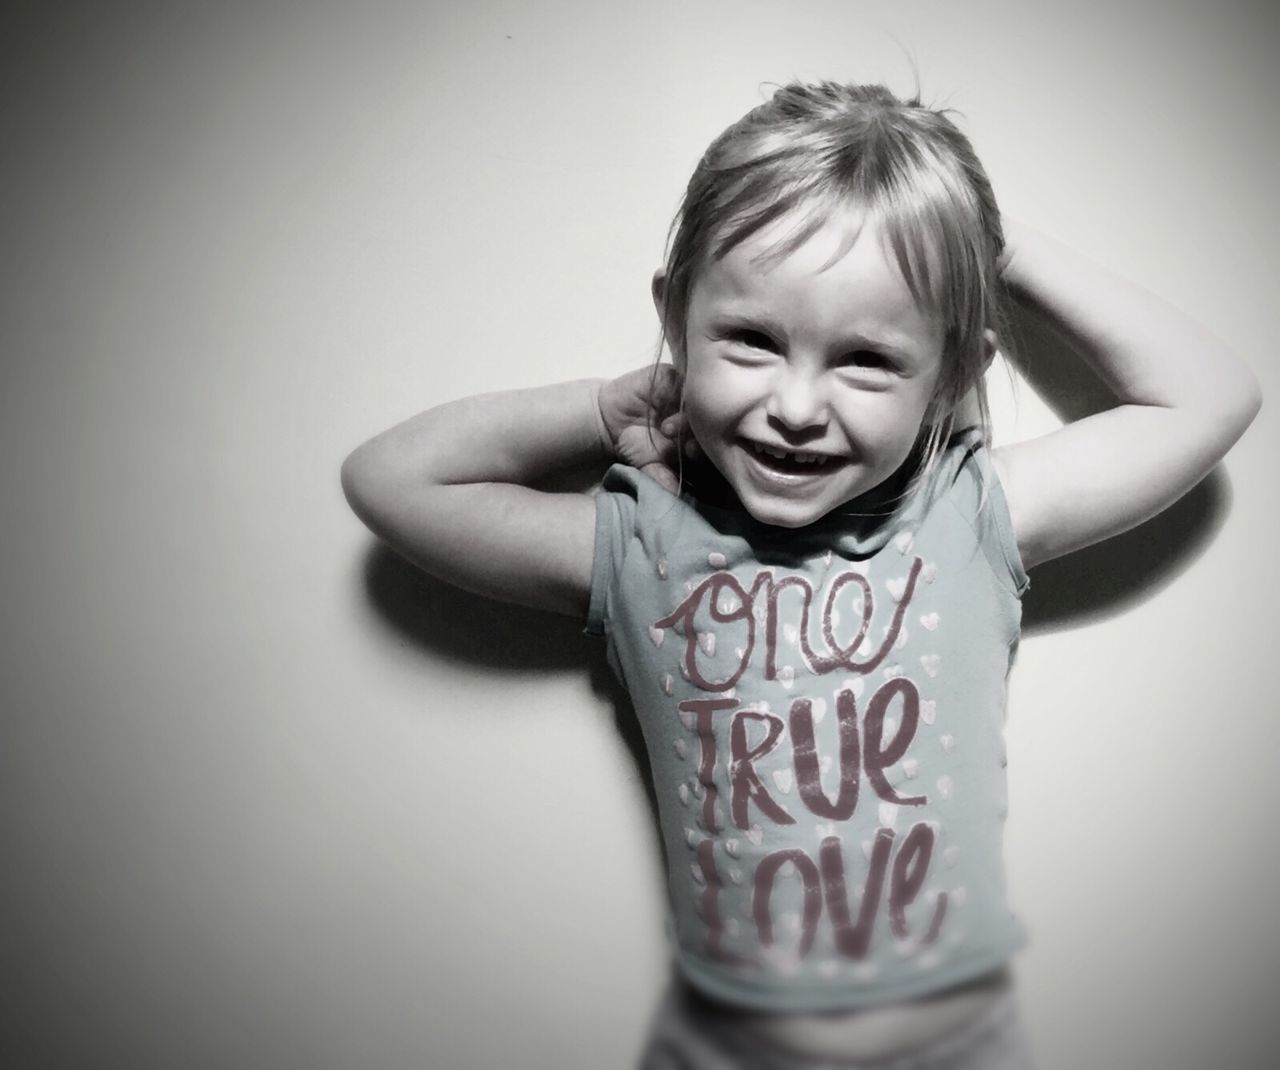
left=945, top=431, right=1030, bottom=599
left=585, top=465, right=643, bottom=637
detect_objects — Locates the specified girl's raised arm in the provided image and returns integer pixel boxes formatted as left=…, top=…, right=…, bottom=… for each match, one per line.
left=991, top=221, right=1262, bottom=572
left=340, top=366, right=682, bottom=617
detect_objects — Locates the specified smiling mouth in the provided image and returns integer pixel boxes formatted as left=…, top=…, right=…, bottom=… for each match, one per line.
left=746, top=440, right=842, bottom=474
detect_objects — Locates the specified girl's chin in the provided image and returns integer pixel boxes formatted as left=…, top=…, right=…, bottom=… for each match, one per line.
left=740, top=503, right=830, bottom=529
left=733, top=481, right=862, bottom=528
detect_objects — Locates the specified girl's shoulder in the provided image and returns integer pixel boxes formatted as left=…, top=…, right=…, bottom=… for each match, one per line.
left=919, top=428, right=1029, bottom=599
left=588, top=463, right=692, bottom=638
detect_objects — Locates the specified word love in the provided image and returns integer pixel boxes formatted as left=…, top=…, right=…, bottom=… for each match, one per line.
left=655, top=558, right=924, bottom=692
left=696, top=822, right=948, bottom=966
left=680, top=676, right=927, bottom=838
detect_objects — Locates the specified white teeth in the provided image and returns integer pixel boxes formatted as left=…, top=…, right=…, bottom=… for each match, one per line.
left=751, top=443, right=828, bottom=465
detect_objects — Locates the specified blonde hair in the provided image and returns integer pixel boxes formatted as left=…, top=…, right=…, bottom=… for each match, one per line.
left=656, top=80, right=1009, bottom=498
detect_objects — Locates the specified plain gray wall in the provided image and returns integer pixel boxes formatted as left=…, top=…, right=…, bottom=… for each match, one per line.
left=3, top=2, right=1277, bottom=1067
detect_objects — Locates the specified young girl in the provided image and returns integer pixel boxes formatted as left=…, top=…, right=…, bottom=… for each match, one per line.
left=340, top=81, right=1260, bottom=1068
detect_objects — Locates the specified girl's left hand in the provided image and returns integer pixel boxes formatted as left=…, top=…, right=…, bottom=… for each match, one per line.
left=990, top=220, right=1261, bottom=570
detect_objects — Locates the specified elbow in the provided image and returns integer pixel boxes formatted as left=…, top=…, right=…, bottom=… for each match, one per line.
left=1205, top=359, right=1263, bottom=458
left=341, top=437, right=433, bottom=537
left=1227, top=363, right=1263, bottom=439
left=1243, top=369, right=1263, bottom=424
left=1196, top=344, right=1263, bottom=432
left=340, top=442, right=387, bottom=521
left=340, top=450, right=360, bottom=510
left=1170, top=353, right=1263, bottom=465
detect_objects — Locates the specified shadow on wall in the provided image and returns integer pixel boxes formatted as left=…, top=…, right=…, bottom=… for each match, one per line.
left=1003, top=306, right=1234, bottom=636
left=361, top=542, right=593, bottom=676
left=1021, top=473, right=1227, bottom=635
left=359, top=543, right=666, bottom=840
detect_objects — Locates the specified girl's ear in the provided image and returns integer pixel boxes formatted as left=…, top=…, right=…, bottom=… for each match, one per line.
left=651, top=268, right=667, bottom=318
left=651, top=268, right=685, bottom=370
left=982, top=328, right=999, bottom=372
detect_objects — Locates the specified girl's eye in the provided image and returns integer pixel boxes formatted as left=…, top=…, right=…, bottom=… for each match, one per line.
left=840, top=350, right=891, bottom=371
left=730, top=329, right=778, bottom=352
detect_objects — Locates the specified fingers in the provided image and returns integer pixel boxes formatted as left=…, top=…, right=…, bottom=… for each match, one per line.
left=662, top=414, right=701, bottom=462
left=659, top=413, right=702, bottom=459
left=638, top=409, right=703, bottom=495
left=648, top=362, right=685, bottom=418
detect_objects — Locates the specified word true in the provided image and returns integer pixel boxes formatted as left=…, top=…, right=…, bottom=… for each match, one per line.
left=679, top=678, right=926, bottom=837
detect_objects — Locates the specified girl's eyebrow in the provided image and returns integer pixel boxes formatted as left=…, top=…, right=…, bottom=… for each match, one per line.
left=841, top=333, right=916, bottom=361
left=708, top=311, right=789, bottom=343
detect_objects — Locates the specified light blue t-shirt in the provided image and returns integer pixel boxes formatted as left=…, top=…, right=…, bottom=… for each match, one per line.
left=587, top=428, right=1029, bottom=1012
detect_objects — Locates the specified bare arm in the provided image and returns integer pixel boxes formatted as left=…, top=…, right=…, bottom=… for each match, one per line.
left=340, top=367, right=683, bottom=618
left=992, top=220, right=1262, bottom=571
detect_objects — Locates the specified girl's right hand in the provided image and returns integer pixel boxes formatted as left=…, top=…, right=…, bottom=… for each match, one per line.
left=596, top=364, right=692, bottom=492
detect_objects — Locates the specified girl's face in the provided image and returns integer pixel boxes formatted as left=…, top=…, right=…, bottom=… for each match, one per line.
left=676, top=207, right=945, bottom=528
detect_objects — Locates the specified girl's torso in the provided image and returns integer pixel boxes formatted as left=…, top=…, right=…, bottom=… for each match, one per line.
left=595, top=445, right=1030, bottom=1052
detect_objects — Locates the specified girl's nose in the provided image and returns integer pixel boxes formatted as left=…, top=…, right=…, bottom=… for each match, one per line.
left=765, top=366, right=827, bottom=432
